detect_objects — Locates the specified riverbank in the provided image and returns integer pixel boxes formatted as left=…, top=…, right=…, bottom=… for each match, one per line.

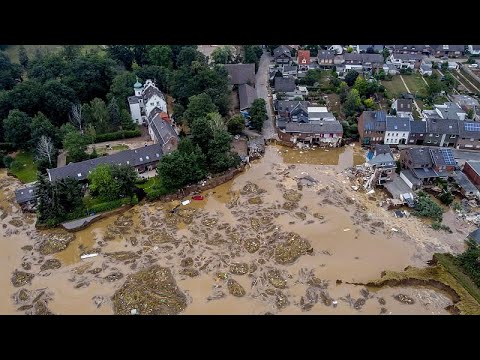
left=1, top=145, right=477, bottom=315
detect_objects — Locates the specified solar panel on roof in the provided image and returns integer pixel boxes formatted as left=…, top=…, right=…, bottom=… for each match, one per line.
left=465, top=123, right=480, bottom=132
left=440, top=149, right=456, bottom=165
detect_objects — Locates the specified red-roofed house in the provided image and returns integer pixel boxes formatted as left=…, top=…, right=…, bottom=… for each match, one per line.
left=297, top=50, right=311, bottom=71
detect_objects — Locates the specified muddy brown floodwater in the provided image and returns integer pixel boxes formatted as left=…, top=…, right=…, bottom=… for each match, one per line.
left=0, top=144, right=472, bottom=315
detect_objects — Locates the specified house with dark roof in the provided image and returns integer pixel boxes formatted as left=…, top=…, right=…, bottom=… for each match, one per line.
left=400, top=147, right=456, bottom=184
left=15, top=186, right=36, bottom=210
left=358, top=111, right=387, bottom=145
left=297, top=50, right=311, bottom=71
left=452, top=171, right=480, bottom=200
left=389, top=53, right=424, bottom=70
left=128, top=79, right=167, bottom=125
left=463, top=161, right=480, bottom=186
left=47, top=144, right=163, bottom=182
left=343, top=53, right=384, bottom=72
left=424, top=119, right=459, bottom=147
left=384, top=116, right=411, bottom=145
left=431, top=45, right=465, bottom=58
left=224, top=63, right=256, bottom=86
left=282, top=64, right=297, bottom=77
left=457, top=121, right=480, bottom=149
left=317, top=50, right=335, bottom=67
left=275, top=100, right=312, bottom=117
left=421, top=102, right=467, bottom=121
left=392, top=99, right=414, bottom=118
left=452, top=95, right=479, bottom=112
left=238, top=83, right=257, bottom=111
left=278, top=121, right=343, bottom=147
left=392, top=45, right=430, bottom=55
left=273, top=46, right=292, bottom=64
left=407, top=120, right=427, bottom=145
left=419, top=61, right=433, bottom=76
left=148, top=112, right=179, bottom=154
left=274, top=77, right=296, bottom=93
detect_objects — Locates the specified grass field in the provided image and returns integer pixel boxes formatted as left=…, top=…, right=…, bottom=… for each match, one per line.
left=137, top=177, right=159, bottom=193
left=96, top=144, right=129, bottom=155
left=381, top=76, right=407, bottom=98
left=9, top=151, right=37, bottom=183
left=402, top=73, right=429, bottom=98
left=3, top=45, right=105, bottom=63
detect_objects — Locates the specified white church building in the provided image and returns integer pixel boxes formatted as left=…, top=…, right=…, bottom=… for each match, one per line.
left=128, top=79, right=167, bottom=125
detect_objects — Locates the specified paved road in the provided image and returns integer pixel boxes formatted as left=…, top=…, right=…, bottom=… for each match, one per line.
left=256, top=52, right=277, bottom=141
left=455, top=68, right=480, bottom=93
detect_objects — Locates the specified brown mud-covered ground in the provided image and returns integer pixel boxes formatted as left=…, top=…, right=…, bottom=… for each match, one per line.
left=0, top=145, right=471, bottom=315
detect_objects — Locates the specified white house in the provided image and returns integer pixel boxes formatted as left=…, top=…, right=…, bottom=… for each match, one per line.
left=384, top=116, right=411, bottom=145
left=468, top=45, right=480, bottom=56
left=448, top=61, right=459, bottom=70
left=389, top=53, right=423, bottom=70
left=128, top=79, right=167, bottom=125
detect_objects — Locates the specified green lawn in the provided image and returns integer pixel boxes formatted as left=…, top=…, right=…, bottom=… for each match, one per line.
left=137, top=177, right=159, bottom=194
left=3, top=45, right=105, bottom=64
left=9, top=152, right=37, bottom=183
left=96, top=144, right=129, bottom=155
left=402, top=73, right=429, bottom=98
left=435, top=253, right=480, bottom=306
left=381, top=76, right=408, bottom=98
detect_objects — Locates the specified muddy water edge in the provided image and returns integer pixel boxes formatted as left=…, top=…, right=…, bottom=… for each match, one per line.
left=0, top=144, right=470, bottom=315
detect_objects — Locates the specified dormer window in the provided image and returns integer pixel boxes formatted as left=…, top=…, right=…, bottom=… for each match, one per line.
left=127, top=161, right=130, bottom=165
left=146, top=156, right=150, bottom=160
left=139, top=157, right=143, bottom=161
left=77, top=173, right=82, bottom=177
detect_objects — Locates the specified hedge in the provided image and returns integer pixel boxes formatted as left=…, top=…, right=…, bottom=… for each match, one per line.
left=94, top=129, right=141, bottom=143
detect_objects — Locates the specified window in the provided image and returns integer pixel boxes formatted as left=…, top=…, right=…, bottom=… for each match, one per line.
left=126, top=161, right=130, bottom=165
left=427, top=140, right=431, bottom=144
left=139, top=157, right=143, bottom=161
left=77, top=173, right=82, bottom=177
left=420, top=134, right=423, bottom=136
left=157, top=101, right=160, bottom=105
left=435, top=134, right=439, bottom=137
left=146, top=156, right=150, bottom=160
left=429, top=134, right=433, bottom=137
left=450, top=135, right=456, bottom=138
left=471, top=138, right=475, bottom=142
left=396, top=133, right=398, bottom=136
left=150, top=103, right=154, bottom=106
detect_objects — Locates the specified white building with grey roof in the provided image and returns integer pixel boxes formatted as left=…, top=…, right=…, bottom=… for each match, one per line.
left=128, top=79, right=167, bottom=125
left=384, top=116, right=411, bottom=144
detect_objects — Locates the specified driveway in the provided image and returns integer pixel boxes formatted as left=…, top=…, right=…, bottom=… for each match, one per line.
left=256, top=52, right=277, bottom=141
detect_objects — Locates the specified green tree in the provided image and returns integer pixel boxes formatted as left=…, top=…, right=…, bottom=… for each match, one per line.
left=27, top=53, right=67, bottom=83
left=88, top=164, right=119, bottom=200
left=343, top=89, right=362, bottom=116
left=41, top=79, right=78, bottom=127
left=338, top=81, right=349, bottom=102
left=110, top=164, right=138, bottom=199
left=107, top=72, right=137, bottom=109
left=244, top=45, right=262, bottom=71
left=134, top=65, right=170, bottom=92
left=3, top=110, right=31, bottom=149
left=207, top=129, right=241, bottom=173
left=35, top=135, right=57, bottom=171
left=249, top=98, right=267, bottom=131
left=120, top=109, right=136, bottom=130
left=347, top=46, right=353, bottom=53
left=0, top=53, right=22, bottom=90
left=83, top=98, right=109, bottom=134
left=207, top=112, right=226, bottom=133
left=106, top=45, right=135, bottom=70
left=190, top=116, right=213, bottom=154
left=36, top=174, right=84, bottom=225
left=147, top=45, right=173, bottom=69
left=363, top=98, right=376, bottom=109
left=62, top=45, right=82, bottom=61
left=156, top=138, right=207, bottom=192
left=227, top=114, right=245, bottom=135
left=413, top=192, right=443, bottom=222
left=211, top=46, right=234, bottom=64
left=183, top=93, right=218, bottom=125
left=300, top=69, right=321, bottom=86
left=441, top=61, right=448, bottom=72
left=382, top=48, right=390, bottom=61
left=345, top=70, right=359, bottom=86
left=353, top=76, right=368, bottom=96
left=30, top=112, right=61, bottom=149
left=18, top=45, right=29, bottom=69
left=107, top=97, right=121, bottom=130
left=63, top=127, right=88, bottom=162
left=467, top=108, right=475, bottom=119
left=439, top=191, right=454, bottom=206
left=176, top=47, right=206, bottom=68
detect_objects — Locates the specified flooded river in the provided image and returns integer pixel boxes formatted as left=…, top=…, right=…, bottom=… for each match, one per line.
left=0, top=145, right=471, bottom=315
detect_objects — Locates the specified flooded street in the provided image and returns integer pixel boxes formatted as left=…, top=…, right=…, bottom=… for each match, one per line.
left=0, top=145, right=471, bottom=315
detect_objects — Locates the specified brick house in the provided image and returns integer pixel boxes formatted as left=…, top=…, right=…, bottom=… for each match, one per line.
left=358, top=111, right=387, bottom=145
left=463, top=161, right=480, bottom=186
